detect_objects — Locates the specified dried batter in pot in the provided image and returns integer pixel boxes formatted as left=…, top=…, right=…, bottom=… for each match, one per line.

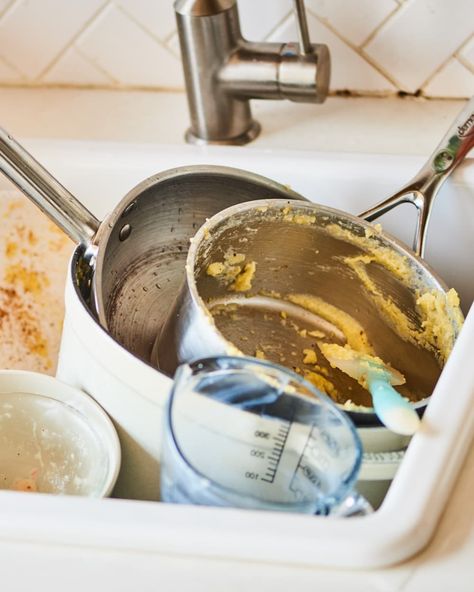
left=203, top=207, right=463, bottom=410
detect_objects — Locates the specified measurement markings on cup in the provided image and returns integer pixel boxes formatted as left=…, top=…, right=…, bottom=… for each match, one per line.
left=290, top=426, right=326, bottom=496
left=259, top=421, right=291, bottom=484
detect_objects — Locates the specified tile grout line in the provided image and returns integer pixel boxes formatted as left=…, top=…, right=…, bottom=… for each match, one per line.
left=305, top=7, right=401, bottom=90
left=0, top=53, right=25, bottom=78
left=0, top=0, right=19, bottom=21
left=0, top=80, right=185, bottom=92
left=455, top=33, right=474, bottom=74
left=261, top=10, right=293, bottom=42
left=358, top=2, right=404, bottom=49
left=163, top=29, right=178, bottom=46
left=164, top=33, right=181, bottom=60
left=0, top=81, right=467, bottom=100
left=357, top=46, right=405, bottom=90
left=36, top=0, right=111, bottom=82
left=116, top=4, right=173, bottom=46
left=115, top=4, right=181, bottom=62
left=456, top=54, right=474, bottom=75
left=0, top=0, right=24, bottom=76
left=74, top=45, right=118, bottom=85
left=419, top=34, right=474, bottom=92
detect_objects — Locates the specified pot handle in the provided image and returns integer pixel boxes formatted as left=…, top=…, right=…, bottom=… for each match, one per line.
left=0, top=127, right=100, bottom=245
left=359, top=96, right=474, bottom=258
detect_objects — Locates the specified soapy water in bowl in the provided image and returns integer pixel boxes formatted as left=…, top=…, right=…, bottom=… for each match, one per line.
left=0, top=392, right=109, bottom=495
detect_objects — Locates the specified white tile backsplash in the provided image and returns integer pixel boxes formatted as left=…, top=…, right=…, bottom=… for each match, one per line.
left=268, top=12, right=396, bottom=93
left=43, top=46, right=114, bottom=85
left=76, top=3, right=183, bottom=88
left=306, top=0, right=398, bottom=47
left=0, top=0, right=472, bottom=97
left=238, top=0, right=290, bottom=41
left=0, top=54, right=23, bottom=82
left=116, top=0, right=176, bottom=41
left=0, top=0, right=105, bottom=78
left=459, top=35, right=474, bottom=70
left=0, top=0, right=12, bottom=15
left=364, top=0, right=474, bottom=92
left=423, top=58, right=474, bottom=98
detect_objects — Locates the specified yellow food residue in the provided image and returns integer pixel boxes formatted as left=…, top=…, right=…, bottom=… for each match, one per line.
left=206, top=250, right=256, bottom=292
left=326, top=218, right=464, bottom=365
left=364, top=223, right=383, bottom=239
left=225, top=252, right=246, bottom=265
left=327, top=223, right=413, bottom=284
left=303, top=369, right=338, bottom=398
left=344, top=251, right=462, bottom=364
left=5, top=264, right=50, bottom=295
left=302, top=348, right=318, bottom=365
left=281, top=206, right=316, bottom=225
left=416, top=288, right=464, bottom=364
left=318, top=342, right=405, bottom=390
left=206, top=262, right=227, bottom=277
left=5, top=241, right=18, bottom=257
left=287, top=293, right=374, bottom=354
left=230, top=261, right=256, bottom=292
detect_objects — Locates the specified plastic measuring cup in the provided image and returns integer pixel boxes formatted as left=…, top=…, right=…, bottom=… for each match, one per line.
left=161, top=357, right=371, bottom=516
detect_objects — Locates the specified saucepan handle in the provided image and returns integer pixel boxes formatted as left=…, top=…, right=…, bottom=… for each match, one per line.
left=0, top=127, right=100, bottom=245
left=360, top=96, right=474, bottom=257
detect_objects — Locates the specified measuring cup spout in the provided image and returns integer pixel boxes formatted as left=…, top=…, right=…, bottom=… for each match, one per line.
left=0, top=127, right=100, bottom=245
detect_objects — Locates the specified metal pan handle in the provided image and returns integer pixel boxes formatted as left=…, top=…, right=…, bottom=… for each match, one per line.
left=360, top=96, right=474, bottom=257
left=0, top=127, right=100, bottom=245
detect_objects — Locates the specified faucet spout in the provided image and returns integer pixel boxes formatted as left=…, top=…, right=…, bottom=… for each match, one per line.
left=219, top=42, right=330, bottom=103
left=175, top=0, right=330, bottom=145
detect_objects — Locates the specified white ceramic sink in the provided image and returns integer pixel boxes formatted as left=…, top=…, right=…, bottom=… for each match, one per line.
left=22, top=139, right=474, bottom=310
left=0, top=140, right=473, bottom=569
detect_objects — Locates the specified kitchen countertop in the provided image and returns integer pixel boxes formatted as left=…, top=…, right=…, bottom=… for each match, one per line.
left=0, top=88, right=473, bottom=591
left=0, top=87, right=466, bottom=155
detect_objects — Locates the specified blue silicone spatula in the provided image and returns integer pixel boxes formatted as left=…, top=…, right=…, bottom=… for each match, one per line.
left=319, top=343, right=420, bottom=435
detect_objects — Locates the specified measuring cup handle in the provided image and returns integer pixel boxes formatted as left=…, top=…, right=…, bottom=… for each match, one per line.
left=359, top=96, right=474, bottom=257
left=0, top=127, right=100, bottom=245
left=328, top=491, right=373, bottom=517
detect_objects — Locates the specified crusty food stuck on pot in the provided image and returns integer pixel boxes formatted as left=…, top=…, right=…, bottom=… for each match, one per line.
left=156, top=199, right=464, bottom=426
left=156, top=97, right=474, bottom=427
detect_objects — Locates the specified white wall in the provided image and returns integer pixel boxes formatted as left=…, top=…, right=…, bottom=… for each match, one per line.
left=0, top=0, right=472, bottom=98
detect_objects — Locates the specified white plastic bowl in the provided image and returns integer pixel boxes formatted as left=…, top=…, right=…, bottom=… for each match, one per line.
left=0, top=371, right=121, bottom=497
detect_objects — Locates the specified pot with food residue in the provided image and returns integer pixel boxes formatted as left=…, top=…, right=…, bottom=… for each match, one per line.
left=155, top=199, right=463, bottom=428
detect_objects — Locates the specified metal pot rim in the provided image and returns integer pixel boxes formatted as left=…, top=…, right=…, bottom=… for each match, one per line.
left=92, top=165, right=307, bottom=325
left=185, top=198, right=451, bottom=416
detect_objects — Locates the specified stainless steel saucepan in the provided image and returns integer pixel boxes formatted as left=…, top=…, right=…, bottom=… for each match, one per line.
left=155, top=98, right=473, bottom=426
left=0, top=130, right=308, bottom=361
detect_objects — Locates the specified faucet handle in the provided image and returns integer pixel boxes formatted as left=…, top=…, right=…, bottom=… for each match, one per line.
left=293, top=0, right=312, bottom=56
left=277, top=1, right=330, bottom=104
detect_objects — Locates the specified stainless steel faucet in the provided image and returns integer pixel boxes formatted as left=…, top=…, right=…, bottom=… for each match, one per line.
left=174, top=0, right=331, bottom=145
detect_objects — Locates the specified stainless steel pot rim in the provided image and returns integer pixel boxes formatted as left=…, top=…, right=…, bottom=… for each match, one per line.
left=185, top=198, right=452, bottom=414
left=91, top=164, right=307, bottom=327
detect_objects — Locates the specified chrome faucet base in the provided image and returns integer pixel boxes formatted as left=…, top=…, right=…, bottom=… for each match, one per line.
left=185, top=120, right=261, bottom=146
left=175, top=0, right=330, bottom=146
